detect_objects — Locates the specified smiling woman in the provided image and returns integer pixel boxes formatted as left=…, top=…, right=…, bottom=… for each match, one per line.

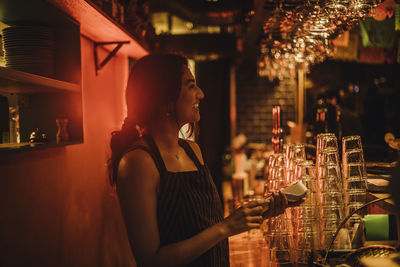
left=176, top=67, right=204, bottom=124
left=107, top=54, right=289, bottom=266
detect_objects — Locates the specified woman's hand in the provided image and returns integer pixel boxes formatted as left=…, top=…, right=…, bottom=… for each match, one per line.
left=219, top=191, right=290, bottom=237
left=261, top=191, right=288, bottom=219
left=219, top=199, right=268, bottom=237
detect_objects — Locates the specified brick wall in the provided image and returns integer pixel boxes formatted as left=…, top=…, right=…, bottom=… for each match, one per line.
left=236, top=74, right=297, bottom=144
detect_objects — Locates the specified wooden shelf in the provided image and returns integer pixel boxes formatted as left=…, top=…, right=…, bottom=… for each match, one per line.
left=0, top=141, right=82, bottom=153
left=0, top=66, right=80, bottom=94
left=46, top=0, right=149, bottom=59
left=0, top=0, right=84, bottom=151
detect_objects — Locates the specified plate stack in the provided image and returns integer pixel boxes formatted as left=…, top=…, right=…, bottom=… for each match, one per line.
left=2, top=26, right=55, bottom=77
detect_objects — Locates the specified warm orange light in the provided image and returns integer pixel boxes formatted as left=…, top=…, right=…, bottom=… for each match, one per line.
left=207, top=11, right=237, bottom=19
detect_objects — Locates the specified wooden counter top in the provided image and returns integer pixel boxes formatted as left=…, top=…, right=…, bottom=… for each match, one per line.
left=229, top=230, right=270, bottom=267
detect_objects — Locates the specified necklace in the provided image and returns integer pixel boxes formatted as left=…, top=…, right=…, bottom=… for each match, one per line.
left=164, top=149, right=180, bottom=160
left=171, top=147, right=180, bottom=160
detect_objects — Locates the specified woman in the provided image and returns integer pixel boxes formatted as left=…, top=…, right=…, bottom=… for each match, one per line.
left=109, top=54, right=288, bottom=266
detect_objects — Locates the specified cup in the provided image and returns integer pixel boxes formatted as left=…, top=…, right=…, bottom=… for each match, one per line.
left=286, top=143, right=306, bottom=171
left=317, top=133, right=338, bottom=154
left=268, top=233, right=295, bottom=266
left=232, top=172, right=247, bottom=208
left=293, top=231, right=316, bottom=264
left=318, top=191, right=344, bottom=209
left=342, top=135, right=368, bottom=223
left=342, top=136, right=367, bottom=180
left=342, top=135, right=363, bottom=151
left=317, top=148, right=340, bottom=166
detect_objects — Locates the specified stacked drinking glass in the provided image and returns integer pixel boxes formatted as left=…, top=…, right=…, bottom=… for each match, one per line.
left=263, top=153, right=294, bottom=266
left=342, top=135, right=368, bottom=241
left=261, top=133, right=368, bottom=265
left=315, top=133, right=345, bottom=250
left=292, top=160, right=318, bottom=264
left=263, top=143, right=311, bottom=266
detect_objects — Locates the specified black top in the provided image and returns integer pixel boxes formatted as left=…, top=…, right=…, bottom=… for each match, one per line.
left=125, top=134, right=229, bottom=267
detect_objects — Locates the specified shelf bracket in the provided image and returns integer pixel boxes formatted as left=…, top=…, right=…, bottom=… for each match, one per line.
left=94, top=41, right=130, bottom=75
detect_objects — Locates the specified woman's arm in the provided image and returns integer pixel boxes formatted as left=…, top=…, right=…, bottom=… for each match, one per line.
left=117, top=149, right=273, bottom=267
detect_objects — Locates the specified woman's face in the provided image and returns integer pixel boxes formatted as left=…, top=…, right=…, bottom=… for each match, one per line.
left=176, top=66, right=204, bottom=125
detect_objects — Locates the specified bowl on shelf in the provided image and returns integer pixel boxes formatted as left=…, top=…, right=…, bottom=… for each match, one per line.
left=344, top=245, right=397, bottom=267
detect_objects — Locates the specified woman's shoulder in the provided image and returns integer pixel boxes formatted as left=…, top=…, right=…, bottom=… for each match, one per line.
left=119, top=138, right=151, bottom=165
left=117, top=139, right=158, bottom=185
left=129, top=136, right=148, bottom=149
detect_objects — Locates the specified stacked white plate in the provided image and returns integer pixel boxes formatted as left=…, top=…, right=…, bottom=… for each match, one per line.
left=2, top=26, right=55, bottom=77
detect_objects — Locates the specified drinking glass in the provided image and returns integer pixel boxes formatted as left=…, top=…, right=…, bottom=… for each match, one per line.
left=317, top=133, right=338, bottom=154
left=268, top=233, right=295, bottom=266
left=317, top=164, right=343, bottom=193
left=318, top=191, right=344, bottom=209
left=316, top=134, right=341, bottom=191
left=317, top=148, right=340, bottom=166
left=265, top=154, right=286, bottom=194
left=232, top=172, right=247, bottom=208
left=342, top=135, right=367, bottom=222
left=293, top=143, right=306, bottom=161
left=293, top=231, right=316, bottom=264
left=293, top=161, right=317, bottom=212
left=319, top=229, right=338, bottom=250
left=295, top=160, right=316, bottom=186
left=294, top=216, right=316, bottom=232
left=286, top=143, right=306, bottom=171
left=342, top=135, right=363, bottom=152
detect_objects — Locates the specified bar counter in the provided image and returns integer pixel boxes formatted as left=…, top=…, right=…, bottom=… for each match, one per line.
left=229, top=230, right=270, bottom=267
left=226, top=193, right=399, bottom=266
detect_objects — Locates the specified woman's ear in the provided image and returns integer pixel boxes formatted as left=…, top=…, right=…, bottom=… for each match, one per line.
left=159, top=102, right=174, bottom=118
left=167, top=102, right=175, bottom=116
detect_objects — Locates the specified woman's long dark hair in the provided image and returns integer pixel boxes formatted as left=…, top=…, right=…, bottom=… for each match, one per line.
left=108, top=54, right=191, bottom=186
